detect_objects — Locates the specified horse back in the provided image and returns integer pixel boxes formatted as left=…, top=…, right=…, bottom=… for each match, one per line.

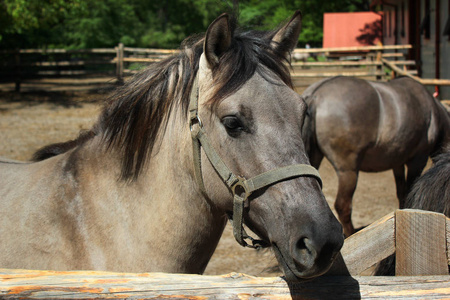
left=375, top=77, right=449, bottom=154
left=304, top=76, right=446, bottom=171
left=306, top=77, right=381, bottom=153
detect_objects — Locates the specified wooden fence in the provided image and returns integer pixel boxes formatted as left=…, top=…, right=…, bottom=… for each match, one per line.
left=1, top=209, right=449, bottom=299
left=290, top=45, right=413, bottom=90
left=2, top=44, right=450, bottom=93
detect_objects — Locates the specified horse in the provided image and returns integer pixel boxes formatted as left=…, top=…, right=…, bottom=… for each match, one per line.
left=375, top=146, right=450, bottom=275
left=0, top=12, right=344, bottom=281
left=302, top=76, right=450, bottom=236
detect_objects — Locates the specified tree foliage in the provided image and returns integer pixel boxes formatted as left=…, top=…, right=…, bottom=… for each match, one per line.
left=0, top=0, right=370, bottom=49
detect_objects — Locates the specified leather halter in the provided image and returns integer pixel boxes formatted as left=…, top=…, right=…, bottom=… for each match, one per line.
left=189, top=73, right=322, bottom=249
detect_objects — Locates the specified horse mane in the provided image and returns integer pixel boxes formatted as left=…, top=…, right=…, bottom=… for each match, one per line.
left=32, top=130, right=96, bottom=161
left=405, top=146, right=450, bottom=216
left=32, top=21, right=293, bottom=181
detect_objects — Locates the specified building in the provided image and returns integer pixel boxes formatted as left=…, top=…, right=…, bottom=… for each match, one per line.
left=323, top=12, right=383, bottom=48
left=373, top=0, right=450, bottom=99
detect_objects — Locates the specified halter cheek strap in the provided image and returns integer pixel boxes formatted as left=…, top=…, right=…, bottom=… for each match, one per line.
left=189, top=74, right=322, bottom=249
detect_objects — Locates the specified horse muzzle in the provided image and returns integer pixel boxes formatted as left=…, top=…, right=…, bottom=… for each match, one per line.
left=272, top=224, right=344, bottom=281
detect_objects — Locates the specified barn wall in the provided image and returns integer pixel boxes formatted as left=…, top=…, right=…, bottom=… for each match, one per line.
left=380, top=0, right=449, bottom=100
left=439, top=0, right=450, bottom=99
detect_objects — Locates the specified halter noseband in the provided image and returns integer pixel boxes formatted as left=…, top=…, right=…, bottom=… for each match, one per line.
left=189, top=73, right=322, bottom=249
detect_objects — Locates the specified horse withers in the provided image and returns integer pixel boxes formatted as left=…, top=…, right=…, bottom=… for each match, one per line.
left=0, top=12, right=343, bottom=281
left=302, top=76, right=450, bottom=236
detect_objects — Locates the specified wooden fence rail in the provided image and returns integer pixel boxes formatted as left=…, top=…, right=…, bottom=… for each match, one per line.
left=1, top=209, right=449, bottom=299
left=2, top=44, right=449, bottom=93
left=1, top=269, right=449, bottom=299
left=327, top=209, right=450, bottom=276
left=381, top=58, right=450, bottom=86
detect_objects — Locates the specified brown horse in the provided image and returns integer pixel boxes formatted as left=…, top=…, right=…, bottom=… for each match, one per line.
left=0, top=12, right=343, bottom=281
left=302, top=76, right=450, bottom=236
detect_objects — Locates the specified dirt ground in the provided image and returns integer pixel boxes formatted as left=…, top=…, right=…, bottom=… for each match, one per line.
left=0, top=87, right=402, bottom=277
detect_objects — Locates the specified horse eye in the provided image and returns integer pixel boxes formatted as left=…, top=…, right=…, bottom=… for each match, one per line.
left=221, top=116, right=244, bottom=137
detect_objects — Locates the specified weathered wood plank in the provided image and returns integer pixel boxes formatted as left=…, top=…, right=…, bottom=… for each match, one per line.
left=418, top=78, right=450, bottom=86
left=291, top=71, right=385, bottom=78
left=293, top=44, right=412, bottom=54
left=1, top=269, right=450, bottom=299
left=447, top=218, right=450, bottom=266
left=381, top=58, right=450, bottom=86
left=292, top=61, right=382, bottom=67
left=380, top=52, right=405, bottom=58
left=396, top=209, right=449, bottom=276
left=327, top=211, right=395, bottom=276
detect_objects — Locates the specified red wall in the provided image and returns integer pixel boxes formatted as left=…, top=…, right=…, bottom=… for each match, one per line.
left=323, top=12, right=383, bottom=47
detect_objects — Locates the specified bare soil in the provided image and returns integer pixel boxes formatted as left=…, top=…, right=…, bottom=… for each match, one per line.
left=0, top=88, right=400, bottom=277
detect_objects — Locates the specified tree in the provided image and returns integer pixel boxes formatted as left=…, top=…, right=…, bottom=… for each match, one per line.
left=0, top=0, right=371, bottom=49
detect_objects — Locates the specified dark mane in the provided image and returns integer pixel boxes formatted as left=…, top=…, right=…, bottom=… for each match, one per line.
left=404, top=147, right=450, bottom=216
left=32, top=23, right=293, bottom=181
left=32, top=130, right=96, bottom=161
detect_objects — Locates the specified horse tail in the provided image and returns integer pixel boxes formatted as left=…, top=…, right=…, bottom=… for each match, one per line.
left=428, top=94, right=450, bottom=158
left=301, top=94, right=324, bottom=168
left=301, top=97, right=313, bottom=156
left=32, top=130, right=96, bottom=161
left=301, top=77, right=341, bottom=168
left=375, top=147, right=450, bottom=275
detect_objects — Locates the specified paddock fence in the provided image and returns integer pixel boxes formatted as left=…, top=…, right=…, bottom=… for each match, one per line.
left=2, top=44, right=449, bottom=94
left=1, top=209, right=449, bottom=299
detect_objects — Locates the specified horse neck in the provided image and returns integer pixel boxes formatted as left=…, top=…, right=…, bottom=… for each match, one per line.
left=79, top=108, right=227, bottom=273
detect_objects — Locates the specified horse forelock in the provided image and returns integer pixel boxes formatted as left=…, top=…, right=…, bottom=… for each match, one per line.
left=98, top=25, right=293, bottom=181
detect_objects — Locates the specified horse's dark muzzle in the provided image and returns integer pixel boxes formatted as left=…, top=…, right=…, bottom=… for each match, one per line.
left=273, top=222, right=344, bottom=281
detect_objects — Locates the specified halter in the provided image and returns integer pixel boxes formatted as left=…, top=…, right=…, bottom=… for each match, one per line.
left=189, top=73, right=322, bottom=249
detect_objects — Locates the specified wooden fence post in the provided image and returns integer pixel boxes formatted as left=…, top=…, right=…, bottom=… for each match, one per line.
left=376, top=49, right=383, bottom=80
left=14, top=49, right=21, bottom=92
left=116, top=43, right=124, bottom=84
left=395, top=209, right=449, bottom=276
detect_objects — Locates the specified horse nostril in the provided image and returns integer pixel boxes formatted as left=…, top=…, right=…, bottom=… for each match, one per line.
left=293, top=237, right=317, bottom=271
left=296, top=237, right=309, bottom=253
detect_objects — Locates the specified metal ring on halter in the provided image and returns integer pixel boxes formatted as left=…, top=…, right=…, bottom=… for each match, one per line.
left=231, top=177, right=251, bottom=201
left=189, top=116, right=203, bottom=132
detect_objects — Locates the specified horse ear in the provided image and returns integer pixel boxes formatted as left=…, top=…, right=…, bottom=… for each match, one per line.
left=204, top=13, right=232, bottom=68
left=270, top=10, right=302, bottom=60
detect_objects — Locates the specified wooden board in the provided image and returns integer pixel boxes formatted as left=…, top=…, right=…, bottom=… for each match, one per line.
left=396, top=209, right=449, bottom=276
left=291, top=72, right=385, bottom=78
left=448, top=218, right=450, bottom=266
left=381, top=58, right=450, bottom=86
left=292, top=61, right=382, bottom=67
left=293, top=44, right=412, bottom=54
left=1, top=269, right=450, bottom=299
left=327, top=212, right=395, bottom=276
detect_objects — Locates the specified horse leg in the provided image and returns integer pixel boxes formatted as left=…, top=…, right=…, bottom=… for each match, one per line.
left=392, top=165, right=407, bottom=208
left=334, top=169, right=358, bottom=237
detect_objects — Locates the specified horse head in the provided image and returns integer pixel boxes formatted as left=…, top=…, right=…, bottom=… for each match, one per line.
left=193, top=12, right=343, bottom=280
